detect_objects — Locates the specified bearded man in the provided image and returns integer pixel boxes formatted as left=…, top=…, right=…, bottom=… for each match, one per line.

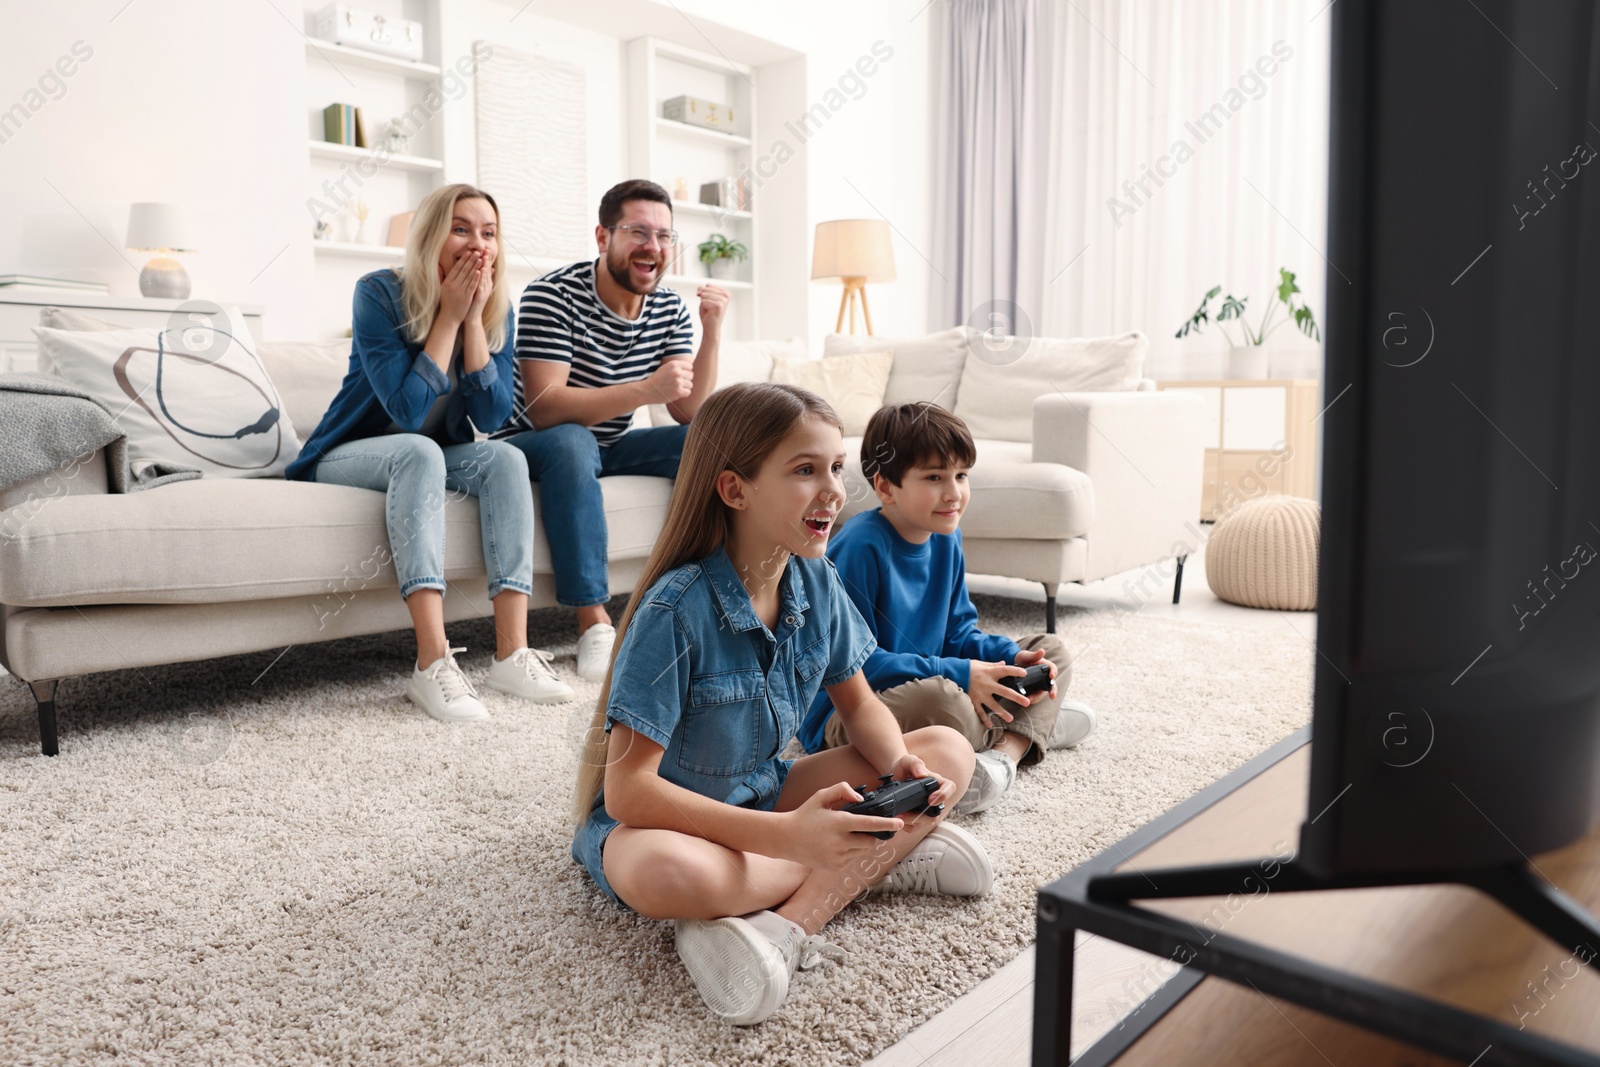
left=496, top=179, right=728, bottom=680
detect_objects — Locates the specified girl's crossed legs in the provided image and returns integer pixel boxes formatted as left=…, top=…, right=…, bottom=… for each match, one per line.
left=602, top=725, right=975, bottom=933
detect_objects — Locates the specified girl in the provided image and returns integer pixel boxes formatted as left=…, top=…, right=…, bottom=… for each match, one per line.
left=571, top=382, right=991, bottom=1026
left=288, top=184, right=572, bottom=720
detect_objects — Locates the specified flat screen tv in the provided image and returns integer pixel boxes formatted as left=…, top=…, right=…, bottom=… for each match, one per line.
left=1303, top=0, right=1600, bottom=879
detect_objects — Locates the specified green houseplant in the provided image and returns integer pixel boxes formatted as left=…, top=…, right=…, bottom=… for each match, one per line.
left=1176, top=268, right=1320, bottom=379
left=697, top=233, right=748, bottom=281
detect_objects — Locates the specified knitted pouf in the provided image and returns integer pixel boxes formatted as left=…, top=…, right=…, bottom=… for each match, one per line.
left=1206, top=495, right=1321, bottom=610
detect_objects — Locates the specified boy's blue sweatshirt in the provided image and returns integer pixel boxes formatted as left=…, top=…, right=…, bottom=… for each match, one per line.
left=798, top=508, right=1020, bottom=752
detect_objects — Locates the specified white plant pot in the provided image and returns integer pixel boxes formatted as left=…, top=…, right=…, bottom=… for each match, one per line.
left=1227, top=343, right=1270, bottom=380
left=708, top=257, right=738, bottom=281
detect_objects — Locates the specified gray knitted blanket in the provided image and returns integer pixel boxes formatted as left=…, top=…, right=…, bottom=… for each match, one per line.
left=0, top=372, right=201, bottom=494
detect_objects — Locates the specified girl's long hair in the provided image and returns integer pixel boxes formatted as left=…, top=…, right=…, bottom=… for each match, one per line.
left=399, top=183, right=511, bottom=352
left=571, top=382, right=843, bottom=826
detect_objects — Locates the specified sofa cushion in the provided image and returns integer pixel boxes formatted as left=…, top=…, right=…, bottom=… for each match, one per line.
left=0, top=475, right=672, bottom=608
left=824, top=326, right=969, bottom=409
left=645, top=336, right=805, bottom=427
left=837, top=436, right=1093, bottom=541
left=769, top=351, right=892, bottom=435
left=955, top=331, right=1148, bottom=443
left=256, top=339, right=351, bottom=436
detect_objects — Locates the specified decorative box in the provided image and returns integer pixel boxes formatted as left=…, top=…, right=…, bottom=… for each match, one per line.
left=312, top=4, right=425, bottom=63
left=663, top=95, right=737, bottom=134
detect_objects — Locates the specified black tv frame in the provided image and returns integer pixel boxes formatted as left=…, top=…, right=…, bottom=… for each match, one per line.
left=1032, top=0, right=1600, bottom=1061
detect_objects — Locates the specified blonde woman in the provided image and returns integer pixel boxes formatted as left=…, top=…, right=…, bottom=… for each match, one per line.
left=289, top=184, right=573, bottom=719
left=571, top=383, right=988, bottom=1026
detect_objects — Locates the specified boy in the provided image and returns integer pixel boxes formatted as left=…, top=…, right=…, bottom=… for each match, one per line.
left=799, top=402, right=1097, bottom=814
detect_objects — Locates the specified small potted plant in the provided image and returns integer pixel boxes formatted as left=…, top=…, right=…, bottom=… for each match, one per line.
left=1176, top=268, right=1320, bottom=379
left=697, top=233, right=748, bottom=281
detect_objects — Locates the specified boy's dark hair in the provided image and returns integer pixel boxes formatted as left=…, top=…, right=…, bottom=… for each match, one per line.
left=861, top=402, right=977, bottom=487
left=598, top=179, right=674, bottom=229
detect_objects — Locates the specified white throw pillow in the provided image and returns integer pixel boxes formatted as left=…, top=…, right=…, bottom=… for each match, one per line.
left=955, top=331, right=1149, bottom=443
left=33, top=307, right=304, bottom=478
left=824, top=326, right=970, bottom=409
left=769, top=351, right=893, bottom=436
left=256, top=338, right=351, bottom=437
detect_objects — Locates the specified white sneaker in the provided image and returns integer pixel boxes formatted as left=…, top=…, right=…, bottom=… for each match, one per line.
left=575, top=623, right=616, bottom=683
left=486, top=647, right=575, bottom=704
left=1050, top=698, right=1098, bottom=749
left=873, top=822, right=994, bottom=897
left=952, top=748, right=1016, bottom=816
left=407, top=648, right=488, bottom=722
left=674, top=915, right=840, bottom=1026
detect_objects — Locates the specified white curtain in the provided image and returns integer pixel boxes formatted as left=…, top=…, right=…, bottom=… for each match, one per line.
left=1037, top=0, right=1331, bottom=378
left=929, top=0, right=1043, bottom=336
left=933, top=0, right=1332, bottom=380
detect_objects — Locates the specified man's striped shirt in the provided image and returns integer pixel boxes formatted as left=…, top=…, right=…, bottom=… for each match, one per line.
left=496, top=259, right=693, bottom=447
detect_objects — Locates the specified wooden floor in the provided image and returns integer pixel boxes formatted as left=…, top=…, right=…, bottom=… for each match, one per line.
left=870, top=743, right=1600, bottom=1066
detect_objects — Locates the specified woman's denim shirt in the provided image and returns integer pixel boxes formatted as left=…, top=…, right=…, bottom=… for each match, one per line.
left=599, top=547, right=875, bottom=809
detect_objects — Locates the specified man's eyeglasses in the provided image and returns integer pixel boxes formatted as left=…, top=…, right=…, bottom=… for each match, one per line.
left=608, top=224, right=679, bottom=248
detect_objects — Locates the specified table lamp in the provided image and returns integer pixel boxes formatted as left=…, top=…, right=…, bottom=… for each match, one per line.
left=811, top=219, right=895, bottom=335
left=126, top=203, right=195, bottom=299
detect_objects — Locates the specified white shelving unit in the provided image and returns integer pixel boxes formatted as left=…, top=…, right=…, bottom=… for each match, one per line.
left=303, top=2, right=446, bottom=259
left=653, top=116, right=752, bottom=148
left=307, top=141, right=443, bottom=174
left=626, top=36, right=762, bottom=336
left=312, top=240, right=404, bottom=261
left=304, top=38, right=440, bottom=79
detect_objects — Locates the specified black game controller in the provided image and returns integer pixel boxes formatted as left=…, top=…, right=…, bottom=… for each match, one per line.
left=842, top=775, right=944, bottom=839
left=1002, top=663, right=1054, bottom=699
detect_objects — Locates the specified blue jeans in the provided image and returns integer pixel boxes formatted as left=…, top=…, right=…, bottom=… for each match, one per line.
left=499, top=422, right=689, bottom=607
left=311, top=434, right=534, bottom=600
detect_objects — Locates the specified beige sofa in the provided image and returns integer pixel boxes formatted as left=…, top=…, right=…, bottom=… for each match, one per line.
left=0, top=320, right=1202, bottom=755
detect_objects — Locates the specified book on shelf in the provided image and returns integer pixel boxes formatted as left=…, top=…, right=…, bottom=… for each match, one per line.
left=0, top=274, right=110, bottom=293
left=322, top=103, right=360, bottom=146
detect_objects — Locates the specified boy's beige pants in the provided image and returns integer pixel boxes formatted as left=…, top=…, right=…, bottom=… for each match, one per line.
left=821, top=632, right=1070, bottom=767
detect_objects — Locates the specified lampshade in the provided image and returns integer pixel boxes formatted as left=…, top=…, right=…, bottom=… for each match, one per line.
left=811, top=219, right=895, bottom=282
left=125, top=203, right=195, bottom=253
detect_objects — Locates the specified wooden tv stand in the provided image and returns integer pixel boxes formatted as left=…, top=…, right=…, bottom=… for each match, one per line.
left=1035, top=729, right=1600, bottom=1066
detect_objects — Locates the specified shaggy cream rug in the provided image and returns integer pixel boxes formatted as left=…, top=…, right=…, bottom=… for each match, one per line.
left=0, top=594, right=1311, bottom=1066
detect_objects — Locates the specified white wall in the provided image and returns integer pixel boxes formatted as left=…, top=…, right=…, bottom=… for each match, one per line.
left=0, top=0, right=933, bottom=348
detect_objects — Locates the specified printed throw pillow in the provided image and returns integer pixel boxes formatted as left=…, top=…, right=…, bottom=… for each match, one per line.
left=33, top=306, right=303, bottom=478
left=768, top=351, right=894, bottom=437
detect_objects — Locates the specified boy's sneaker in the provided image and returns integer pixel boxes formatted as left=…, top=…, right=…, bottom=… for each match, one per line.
left=575, top=623, right=615, bottom=683
left=486, top=647, right=575, bottom=704
left=952, top=748, right=1016, bottom=816
left=1050, top=699, right=1099, bottom=749
left=407, top=648, right=488, bottom=722
left=675, top=914, right=841, bottom=1026
left=873, top=822, right=994, bottom=897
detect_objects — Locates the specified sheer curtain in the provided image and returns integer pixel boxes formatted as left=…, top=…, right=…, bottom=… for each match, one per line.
left=933, top=0, right=1331, bottom=380
left=928, top=0, right=1043, bottom=336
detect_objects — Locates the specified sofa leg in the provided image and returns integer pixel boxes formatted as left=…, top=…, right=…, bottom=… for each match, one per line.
left=1172, top=555, right=1188, bottom=605
left=1043, top=584, right=1058, bottom=634
left=28, top=679, right=60, bottom=756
